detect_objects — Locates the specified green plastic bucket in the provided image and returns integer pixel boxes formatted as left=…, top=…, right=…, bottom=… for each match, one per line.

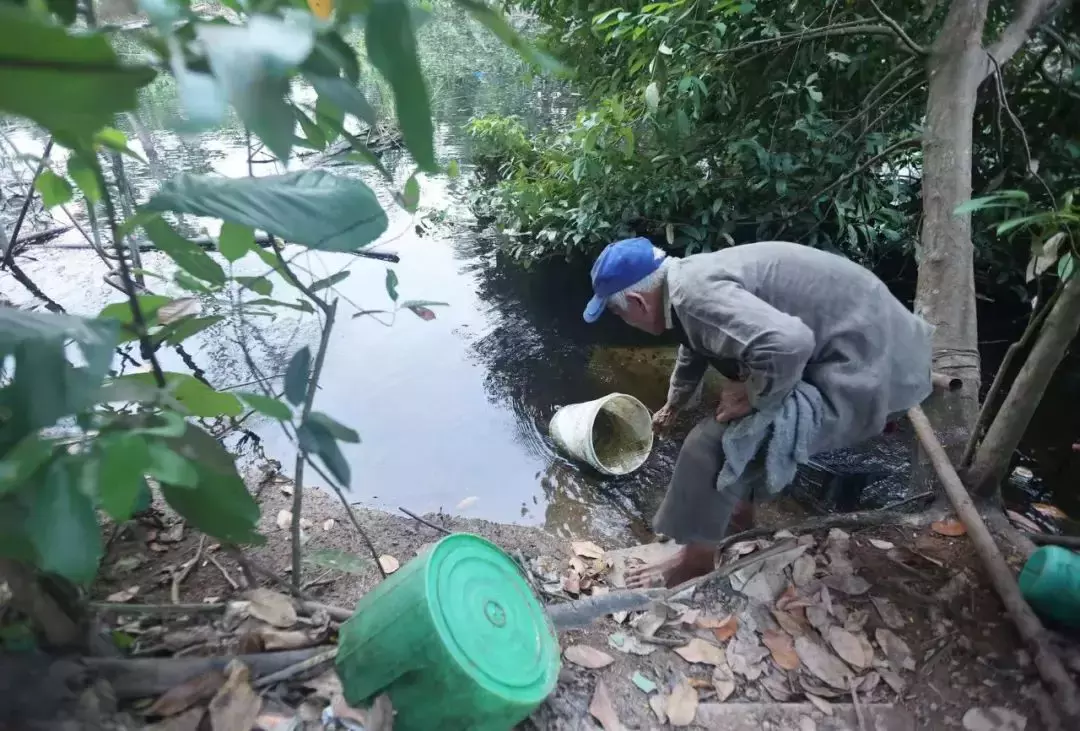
left=1018, top=545, right=1080, bottom=628
left=335, top=533, right=561, bottom=730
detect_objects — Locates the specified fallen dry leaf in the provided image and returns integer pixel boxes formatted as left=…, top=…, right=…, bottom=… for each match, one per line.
left=806, top=605, right=830, bottom=633
left=379, top=555, right=401, bottom=574
left=571, top=540, right=605, bottom=559
left=631, top=608, right=665, bottom=638
left=1006, top=510, right=1042, bottom=533
left=800, top=675, right=846, bottom=699
left=158, top=297, right=201, bottom=324
left=762, top=629, right=800, bottom=670
left=823, top=572, right=870, bottom=596
left=775, top=583, right=799, bottom=609
left=879, top=667, right=907, bottom=693
left=246, top=588, right=297, bottom=628
left=146, top=707, right=205, bottom=731
left=322, top=518, right=335, bottom=531
left=870, top=596, right=906, bottom=630
left=843, top=609, right=870, bottom=633
left=674, top=638, right=727, bottom=667
left=931, top=519, right=967, bottom=537
left=1033, top=503, right=1068, bottom=521
left=665, top=679, right=699, bottom=727
left=712, top=665, right=736, bottom=701
left=794, top=637, right=851, bottom=690
left=860, top=671, right=882, bottom=694
left=697, top=613, right=738, bottom=642
left=772, top=608, right=808, bottom=637
left=961, top=706, right=1028, bottom=731
left=146, top=669, right=225, bottom=717
left=564, top=645, right=615, bottom=669
left=649, top=694, right=668, bottom=724
left=792, top=554, right=816, bottom=586
left=868, top=538, right=895, bottom=550
left=207, top=660, right=261, bottom=731
left=679, top=608, right=700, bottom=625
left=276, top=510, right=292, bottom=531
left=826, top=627, right=871, bottom=669
left=876, top=628, right=916, bottom=672
left=805, top=692, right=833, bottom=716
left=727, top=635, right=770, bottom=680
left=561, top=569, right=581, bottom=595
left=106, top=586, right=140, bottom=603
left=761, top=670, right=793, bottom=701
left=589, top=678, right=625, bottom=731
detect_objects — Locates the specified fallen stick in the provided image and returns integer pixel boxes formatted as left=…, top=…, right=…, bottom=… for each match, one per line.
left=252, top=647, right=338, bottom=689
left=907, top=405, right=1080, bottom=719
left=171, top=535, right=205, bottom=604
left=92, top=602, right=226, bottom=615
left=548, top=539, right=798, bottom=630
left=399, top=506, right=452, bottom=535
left=1025, top=532, right=1080, bottom=550
left=85, top=647, right=329, bottom=698
left=207, top=553, right=241, bottom=590
left=301, top=600, right=352, bottom=623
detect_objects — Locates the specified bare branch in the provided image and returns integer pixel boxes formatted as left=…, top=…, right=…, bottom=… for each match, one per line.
left=866, top=0, right=927, bottom=55
left=719, top=24, right=924, bottom=56
left=985, top=0, right=1062, bottom=73
left=1, top=138, right=53, bottom=269
left=1040, top=25, right=1080, bottom=64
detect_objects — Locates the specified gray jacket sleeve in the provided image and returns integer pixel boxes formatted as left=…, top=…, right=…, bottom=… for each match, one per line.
left=667, top=344, right=707, bottom=408
left=678, top=280, right=816, bottom=402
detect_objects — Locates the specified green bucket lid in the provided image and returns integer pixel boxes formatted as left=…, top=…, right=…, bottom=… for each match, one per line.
left=425, top=534, right=560, bottom=705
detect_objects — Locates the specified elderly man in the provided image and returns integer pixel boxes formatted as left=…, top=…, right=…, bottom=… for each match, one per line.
left=583, top=238, right=933, bottom=588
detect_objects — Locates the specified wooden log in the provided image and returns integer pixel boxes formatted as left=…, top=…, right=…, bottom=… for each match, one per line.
left=908, top=405, right=1080, bottom=719
left=1025, top=532, right=1080, bottom=550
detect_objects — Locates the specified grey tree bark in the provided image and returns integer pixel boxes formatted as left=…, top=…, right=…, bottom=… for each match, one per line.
left=913, top=0, right=1060, bottom=491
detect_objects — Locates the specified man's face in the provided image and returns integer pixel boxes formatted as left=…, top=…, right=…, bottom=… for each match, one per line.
left=611, top=292, right=663, bottom=335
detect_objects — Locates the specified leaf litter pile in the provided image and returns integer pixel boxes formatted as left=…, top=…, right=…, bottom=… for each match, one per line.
left=547, top=526, right=1048, bottom=730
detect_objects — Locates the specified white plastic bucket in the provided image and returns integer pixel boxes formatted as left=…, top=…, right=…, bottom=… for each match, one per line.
left=549, top=393, right=654, bottom=476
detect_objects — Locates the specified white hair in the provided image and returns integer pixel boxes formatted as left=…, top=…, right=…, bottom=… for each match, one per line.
left=607, top=250, right=670, bottom=310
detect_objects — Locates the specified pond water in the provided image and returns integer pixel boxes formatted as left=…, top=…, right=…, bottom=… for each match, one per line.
left=2, top=19, right=1077, bottom=544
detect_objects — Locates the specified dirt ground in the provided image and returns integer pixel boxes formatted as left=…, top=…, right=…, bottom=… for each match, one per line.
left=86, top=463, right=1080, bottom=731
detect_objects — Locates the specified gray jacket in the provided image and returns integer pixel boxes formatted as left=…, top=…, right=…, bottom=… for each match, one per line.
left=665, top=241, right=933, bottom=452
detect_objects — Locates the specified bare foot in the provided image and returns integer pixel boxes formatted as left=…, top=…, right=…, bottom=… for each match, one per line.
left=624, top=544, right=715, bottom=589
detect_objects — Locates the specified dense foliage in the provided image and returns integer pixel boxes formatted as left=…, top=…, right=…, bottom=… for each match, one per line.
left=469, top=0, right=1080, bottom=292
left=0, top=0, right=543, bottom=589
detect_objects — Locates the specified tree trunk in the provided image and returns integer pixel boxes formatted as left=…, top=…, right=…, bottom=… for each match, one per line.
left=913, top=0, right=990, bottom=466
left=966, top=271, right=1080, bottom=497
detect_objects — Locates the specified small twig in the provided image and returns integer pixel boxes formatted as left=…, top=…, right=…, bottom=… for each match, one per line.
left=866, top=0, right=926, bottom=55
left=92, top=602, right=227, bottom=614
left=399, top=507, right=452, bottom=535
left=850, top=678, right=870, bottom=731
left=919, top=636, right=957, bottom=676
left=2, top=138, right=53, bottom=269
left=234, top=548, right=316, bottom=601
left=635, top=632, right=688, bottom=648
left=225, top=546, right=257, bottom=588
left=171, top=535, right=206, bottom=604
left=301, top=569, right=334, bottom=591
left=883, top=551, right=936, bottom=582
left=323, top=476, right=388, bottom=580
left=207, top=553, right=241, bottom=590
left=252, top=647, right=338, bottom=689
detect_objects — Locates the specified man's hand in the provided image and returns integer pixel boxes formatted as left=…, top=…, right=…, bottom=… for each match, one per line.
left=652, top=403, right=679, bottom=434
left=715, top=381, right=752, bottom=423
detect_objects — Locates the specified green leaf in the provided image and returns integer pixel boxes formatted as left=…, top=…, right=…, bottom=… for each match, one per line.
left=246, top=297, right=315, bottom=313
left=0, top=434, right=57, bottom=497
left=144, top=171, right=389, bottom=252
left=159, top=315, right=225, bottom=346
left=0, top=308, right=119, bottom=444
left=366, top=0, right=437, bottom=171
left=97, top=434, right=151, bottom=521
left=95, top=127, right=146, bottom=163
left=315, top=95, right=344, bottom=146
left=106, top=372, right=244, bottom=417
left=284, top=346, right=311, bottom=406
left=237, top=392, right=292, bottom=420
left=0, top=7, right=156, bottom=145
left=160, top=426, right=261, bottom=545
left=447, top=159, right=460, bottom=178
left=1058, top=253, right=1075, bottom=282
left=385, top=268, right=399, bottom=302
left=147, top=440, right=199, bottom=488
left=67, top=153, right=101, bottom=203
left=142, top=217, right=227, bottom=285
left=309, top=75, right=377, bottom=127
left=236, top=276, right=274, bottom=296
left=35, top=170, right=73, bottom=209
left=806, top=87, right=823, bottom=103
left=302, top=31, right=361, bottom=83
left=195, top=17, right=315, bottom=161
left=298, top=419, right=351, bottom=487
left=28, top=460, right=101, bottom=584
left=304, top=548, right=370, bottom=574
left=219, top=222, right=255, bottom=262
left=98, top=294, right=174, bottom=328
left=455, top=0, right=563, bottom=72
left=402, top=174, right=420, bottom=213
left=174, top=271, right=218, bottom=294
left=46, top=0, right=78, bottom=25
left=311, top=270, right=351, bottom=292
left=307, top=411, right=360, bottom=443
left=295, top=106, right=327, bottom=150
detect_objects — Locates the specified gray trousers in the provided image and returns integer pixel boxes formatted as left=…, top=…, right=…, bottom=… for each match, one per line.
left=652, top=417, right=762, bottom=544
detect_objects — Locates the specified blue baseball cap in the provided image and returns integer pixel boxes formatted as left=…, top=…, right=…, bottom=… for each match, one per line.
left=583, top=237, right=666, bottom=323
